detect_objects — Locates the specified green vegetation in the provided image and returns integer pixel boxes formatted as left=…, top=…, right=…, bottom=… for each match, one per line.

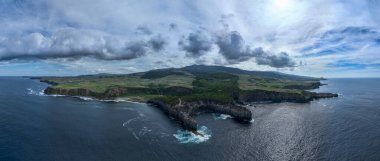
left=238, top=74, right=320, bottom=94
left=39, top=65, right=326, bottom=104
left=44, top=74, right=194, bottom=93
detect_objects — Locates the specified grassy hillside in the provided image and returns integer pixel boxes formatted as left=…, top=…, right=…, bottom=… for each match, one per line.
left=43, top=74, right=194, bottom=93
left=38, top=65, right=327, bottom=104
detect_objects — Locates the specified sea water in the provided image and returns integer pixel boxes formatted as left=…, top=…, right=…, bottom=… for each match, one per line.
left=1, top=77, right=380, bottom=161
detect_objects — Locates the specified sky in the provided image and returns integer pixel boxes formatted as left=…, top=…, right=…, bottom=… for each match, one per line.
left=0, top=0, right=380, bottom=78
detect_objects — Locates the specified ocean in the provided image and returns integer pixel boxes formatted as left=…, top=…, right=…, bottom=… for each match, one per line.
left=1, top=77, right=379, bottom=161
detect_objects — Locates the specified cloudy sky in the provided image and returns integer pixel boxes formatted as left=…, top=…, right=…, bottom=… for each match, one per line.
left=0, top=0, right=379, bottom=77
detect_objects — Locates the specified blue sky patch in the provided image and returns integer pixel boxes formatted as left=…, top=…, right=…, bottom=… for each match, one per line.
left=327, top=60, right=380, bottom=70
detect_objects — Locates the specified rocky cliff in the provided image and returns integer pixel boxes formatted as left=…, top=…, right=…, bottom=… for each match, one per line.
left=283, top=82, right=325, bottom=90
left=44, top=87, right=102, bottom=97
left=147, top=100, right=252, bottom=131
left=41, top=79, right=337, bottom=132
left=239, top=89, right=338, bottom=103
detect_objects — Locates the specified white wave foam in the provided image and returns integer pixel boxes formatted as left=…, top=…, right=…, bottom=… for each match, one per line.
left=132, top=132, right=140, bottom=140
left=27, top=88, right=45, bottom=96
left=28, top=88, right=68, bottom=97
left=250, top=118, right=255, bottom=123
left=27, top=87, right=143, bottom=104
left=173, top=126, right=211, bottom=144
left=27, top=88, right=33, bottom=94
left=77, top=96, right=94, bottom=101
left=48, top=94, right=65, bottom=97
left=123, top=117, right=140, bottom=127
left=122, top=117, right=152, bottom=140
left=37, top=94, right=143, bottom=104
left=213, top=113, right=232, bottom=120
left=138, top=126, right=152, bottom=136
left=75, top=96, right=144, bottom=104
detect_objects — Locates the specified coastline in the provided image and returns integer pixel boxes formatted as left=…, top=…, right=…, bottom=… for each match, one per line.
left=32, top=73, right=338, bottom=133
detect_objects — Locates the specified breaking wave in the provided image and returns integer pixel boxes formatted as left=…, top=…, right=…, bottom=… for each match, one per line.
left=173, top=126, right=211, bottom=144
left=122, top=116, right=152, bottom=141
left=31, top=92, right=143, bottom=104
left=250, top=118, right=255, bottom=123
left=138, top=126, right=152, bottom=136
left=27, top=87, right=143, bottom=104
left=212, top=113, right=232, bottom=120
left=76, top=96, right=143, bottom=104
left=27, top=88, right=45, bottom=96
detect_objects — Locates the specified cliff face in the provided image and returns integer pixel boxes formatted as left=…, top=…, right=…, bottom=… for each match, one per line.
left=43, top=82, right=337, bottom=132
left=44, top=86, right=337, bottom=131
left=147, top=100, right=252, bottom=131
left=39, top=80, right=59, bottom=86
left=146, top=100, right=198, bottom=131
left=239, top=89, right=338, bottom=103
left=45, top=86, right=252, bottom=131
left=44, top=87, right=103, bottom=97
left=44, top=86, right=137, bottom=99
left=36, top=65, right=341, bottom=133
left=44, top=86, right=193, bottom=98
left=283, top=82, right=324, bottom=90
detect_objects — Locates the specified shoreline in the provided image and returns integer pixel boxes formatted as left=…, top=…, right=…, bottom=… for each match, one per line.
left=48, top=94, right=148, bottom=104
left=33, top=74, right=338, bottom=133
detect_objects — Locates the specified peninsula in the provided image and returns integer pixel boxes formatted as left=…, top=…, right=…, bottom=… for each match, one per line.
left=33, top=65, right=338, bottom=132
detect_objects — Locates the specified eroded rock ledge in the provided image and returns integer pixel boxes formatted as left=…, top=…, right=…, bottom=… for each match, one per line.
left=147, top=100, right=252, bottom=131
left=239, top=89, right=338, bottom=103
left=43, top=86, right=337, bottom=131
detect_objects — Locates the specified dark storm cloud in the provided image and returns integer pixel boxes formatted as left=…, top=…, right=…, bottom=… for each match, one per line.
left=220, top=13, right=234, bottom=19
left=176, top=29, right=296, bottom=68
left=169, top=23, right=177, bottom=31
left=0, top=28, right=163, bottom=61
left=118, top=41, right=149, bottom=60
left=178, top=31, right=213, bottom=57
left=148, top=34, right=167, bottom=52
left=0, top=52, right=93, bottom=61
left=136, top=25, right=152, bottom=35
left=215, top=31, right=260, bottom=63
left=215, top=31, right=295, bottom=68
left=0, top=41, right=149, bottom=61
left=256, top=52, right=296, bottom=68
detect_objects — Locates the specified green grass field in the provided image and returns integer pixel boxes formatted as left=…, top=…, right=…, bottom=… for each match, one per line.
left=46, top=75, right=194, bottom=93
left=40, top=66, right=322, bottom=104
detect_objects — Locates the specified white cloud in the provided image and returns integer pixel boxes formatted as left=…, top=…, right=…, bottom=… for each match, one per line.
left=0, top=0, right=379, bottom=77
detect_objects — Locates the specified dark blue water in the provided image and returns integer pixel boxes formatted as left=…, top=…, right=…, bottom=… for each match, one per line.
left=1, top=77, right=380, bottom=161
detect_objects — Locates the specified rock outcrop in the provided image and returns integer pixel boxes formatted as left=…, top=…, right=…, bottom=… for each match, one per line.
left=147, top=100, right=252, bottom=131
left=44, top=87, right=103, bottom=97
left=41, top=79, right=337, bottom=132
left=283, top=82, right=325, bottom=90
left=43, top=85, right=337, bottom=131
left=239, top=89, right=338, bottom=103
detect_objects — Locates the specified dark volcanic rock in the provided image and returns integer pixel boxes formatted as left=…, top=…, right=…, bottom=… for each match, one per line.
left=41, top=77, right=337, bottom=132
left=43, top=85, right=337, bottom=131
left=283, top=82, right=323, bottom=90
left=147, top=100, right=198, bottom=131
left=39, top=80, right=59, bottom=86
left=44, top=86, right=132, bottom=99
left=103, top=87, right=129, bottom=98
left=239, top=89, right=338, bottom=103
left=147, top=100, right=252, bottom=131
left=44, top=85, right=194, bottom=99
left=44, top=87, right=103, bottom=98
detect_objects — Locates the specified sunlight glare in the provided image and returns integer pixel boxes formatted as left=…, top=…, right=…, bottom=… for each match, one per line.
left=274, top=0, right=291, bottom=10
